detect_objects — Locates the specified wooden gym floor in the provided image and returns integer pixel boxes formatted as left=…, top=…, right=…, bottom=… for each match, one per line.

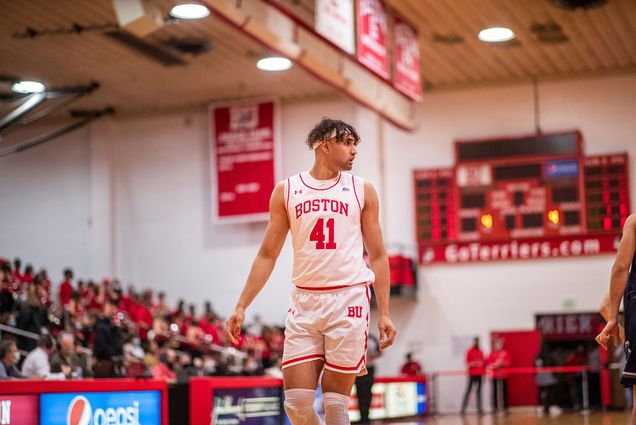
left=386, top=411, right=631, bottom=424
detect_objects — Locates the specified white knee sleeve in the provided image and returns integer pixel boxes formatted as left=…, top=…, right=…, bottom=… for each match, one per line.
left=323, top=392, right=350, bottom=425
left=284, top=389, right=321, bottom=425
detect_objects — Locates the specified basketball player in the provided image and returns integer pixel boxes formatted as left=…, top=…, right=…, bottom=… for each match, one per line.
left=225, top=118, right=396, bottom=425
left=596, top=214, right=636, bottom=421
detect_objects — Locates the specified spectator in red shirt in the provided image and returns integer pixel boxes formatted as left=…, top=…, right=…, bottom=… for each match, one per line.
left=400, top=353, right=423, bottom=376
left=152, top=349, right=177, bottom=383
left=58, top=268, right=74, bottom=309
left=136, top=293, right=153, bottom=341
left=461, top=337, right=485, bottom=414
left=12, top=258, right=23, bottom=289
left=486, top=338, right=511, bottom=413
left=38, top=269, right=52, bottom=306
left=22, top=264, right=34, bottom=286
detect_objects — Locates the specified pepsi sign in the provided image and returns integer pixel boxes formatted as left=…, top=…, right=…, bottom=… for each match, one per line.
left=545, top=160, right=579, bottom=178
left=40, top=391, right=160, bottom=425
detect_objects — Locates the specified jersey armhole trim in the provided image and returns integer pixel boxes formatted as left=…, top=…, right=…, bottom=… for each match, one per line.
left=285, top=178, right=290, bottom=211
left=352, top=174, right=362, bottom=213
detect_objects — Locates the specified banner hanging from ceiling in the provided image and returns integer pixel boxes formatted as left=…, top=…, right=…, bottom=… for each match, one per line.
left=315, top=0, right=355, bottom=54
left=210, top=99, right=280, bottom=223
left=393, top=16, right=422, bottom=101
left=357, top=0, right=389, bottom=79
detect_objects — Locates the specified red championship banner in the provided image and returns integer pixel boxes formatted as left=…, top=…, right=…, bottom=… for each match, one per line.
left=393, top=16, right=422, bottom=101
left=419, top=234, right=620, bottom=264
left=357, top=0, right=389, bottom=79
left=210, top=99, right=280, bottom=222
left=315, top=0, right=355, bottom=54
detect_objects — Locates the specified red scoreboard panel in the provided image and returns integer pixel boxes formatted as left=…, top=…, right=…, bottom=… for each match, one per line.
left=414, top=131, right=629, bottom=264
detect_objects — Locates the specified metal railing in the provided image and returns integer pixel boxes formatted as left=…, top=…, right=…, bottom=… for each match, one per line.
left=0, top=323, right=93, bottom=356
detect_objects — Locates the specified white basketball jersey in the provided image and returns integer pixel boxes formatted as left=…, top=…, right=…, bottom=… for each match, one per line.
left=284, top=171, right=375, bottom=288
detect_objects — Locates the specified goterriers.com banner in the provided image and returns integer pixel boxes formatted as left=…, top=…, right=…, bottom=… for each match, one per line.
left=419, top=234, right=620, bottom=264
left=210, top=99, right=280, bottom=223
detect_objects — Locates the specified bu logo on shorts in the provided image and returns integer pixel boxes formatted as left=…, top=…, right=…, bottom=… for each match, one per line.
left=347, top=306, right=363, bottom=318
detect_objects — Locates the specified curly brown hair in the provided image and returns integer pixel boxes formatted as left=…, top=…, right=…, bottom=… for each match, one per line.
left=306, top=118, right=360, bottom=150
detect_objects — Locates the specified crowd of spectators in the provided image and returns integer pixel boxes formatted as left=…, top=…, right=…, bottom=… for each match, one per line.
left=0, top=257, right=285, bottom=381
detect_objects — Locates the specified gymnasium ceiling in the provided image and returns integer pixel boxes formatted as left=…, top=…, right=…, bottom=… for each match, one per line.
left=0, top=0, right=635, bottom=117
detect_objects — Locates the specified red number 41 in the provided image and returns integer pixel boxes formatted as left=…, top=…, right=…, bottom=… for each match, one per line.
left=310, top=218, right=336, bottom=249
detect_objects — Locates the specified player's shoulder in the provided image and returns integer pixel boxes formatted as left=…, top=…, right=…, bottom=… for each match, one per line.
left=625, top=214, right=636, bottom=229
left=271, top=181, right=286, bottom=199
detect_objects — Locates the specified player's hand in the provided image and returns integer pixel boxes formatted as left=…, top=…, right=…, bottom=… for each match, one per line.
left=225, top=308, right=245, bottom=345
left=378, top=315, right=396, bottom=350
left=595, top=319, right=620, bottom=350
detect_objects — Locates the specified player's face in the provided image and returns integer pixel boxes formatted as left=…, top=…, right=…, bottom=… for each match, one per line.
left=328, top=135, right=358, bottom=171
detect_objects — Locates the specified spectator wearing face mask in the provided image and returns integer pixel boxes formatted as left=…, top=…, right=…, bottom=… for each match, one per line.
left=0, top=339, right=24, bottom=379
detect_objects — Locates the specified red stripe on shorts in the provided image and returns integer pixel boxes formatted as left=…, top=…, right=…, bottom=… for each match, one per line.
left=325, top=354, right=366, bottom=371
left=281, top=354, right=325, bottom=367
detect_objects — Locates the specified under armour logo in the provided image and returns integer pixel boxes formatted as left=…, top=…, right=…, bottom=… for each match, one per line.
left=342, top=187, right=349, bottom=191
left=294, top=190, right=303, bottom=195
left=287, top=308, right=296, bottom=315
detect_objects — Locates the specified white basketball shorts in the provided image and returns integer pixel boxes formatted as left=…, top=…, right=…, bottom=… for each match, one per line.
left=281, top=283, right=371, bottom=375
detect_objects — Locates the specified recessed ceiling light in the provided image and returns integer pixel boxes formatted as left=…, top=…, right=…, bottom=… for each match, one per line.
left=478, top=27, right=515, bottom=43
left=256, top=57, right=292, bottom=72
left=11, top=80, right=46, bottom=94
left=169, top=3, right=210, bottom=19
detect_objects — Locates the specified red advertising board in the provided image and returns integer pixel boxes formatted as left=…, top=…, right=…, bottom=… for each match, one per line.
left=393, top=16, right=421, bottom=101
left=210, top=100, right=279, bottom=222
left=419, top=233, right=619, bottom=264
left=0, top=395, right=38, bottom=425
left=357, top=0, right=389, bottom=79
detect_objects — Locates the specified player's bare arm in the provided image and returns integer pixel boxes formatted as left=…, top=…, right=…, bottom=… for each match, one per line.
left=361, top=181, right=396, bottom=350
left=225, top=181, right=290, bottom=344
left=596, top=214, right=636, bottom=350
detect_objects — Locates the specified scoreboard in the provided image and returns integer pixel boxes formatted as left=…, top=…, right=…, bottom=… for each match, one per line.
left=414, top=131, right=629, bottom=264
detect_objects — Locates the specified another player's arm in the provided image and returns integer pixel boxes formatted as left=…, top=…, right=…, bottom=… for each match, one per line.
left=596, top=214, right=636, bottom=350
left=225, top=182, right=289, bottom=344
left=361, top=181, right=396, bottom=350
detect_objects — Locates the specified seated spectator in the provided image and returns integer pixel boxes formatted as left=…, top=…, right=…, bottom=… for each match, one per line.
left=123, top=334, right=147, bottom=378
left=22, top=334, right=68, bottom=379
left=400, top=353, right=423, bottom=376
left=50, top=332, right=86, bottom=378
left=152, top=349, right=177, bottom=382
left=0, top=339, right=24, bottom=379
left=152, top=292, right=169, bottom=319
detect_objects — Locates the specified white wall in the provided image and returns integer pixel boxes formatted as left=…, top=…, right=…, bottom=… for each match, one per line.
left=0, top=125, right=92, bottom=279
left=1, top=73, right=635, bottom=410
left=380, top=73, right=636, bottom=410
